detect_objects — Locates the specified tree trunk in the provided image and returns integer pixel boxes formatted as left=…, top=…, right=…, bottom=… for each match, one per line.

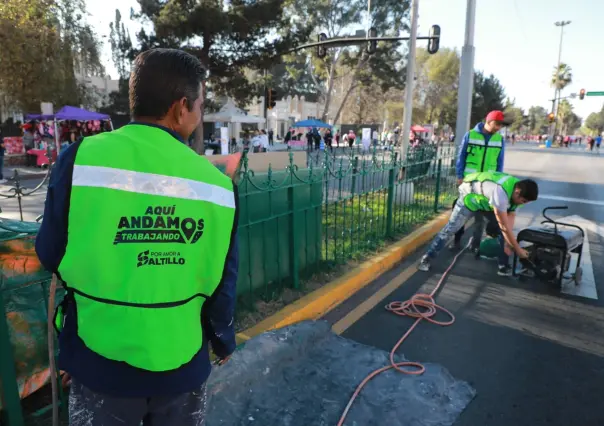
left=320, top=59, right=337, bottom=122
left=333, top=82, right=358, bottom=125
left=192, top=79, right=206, bottom=154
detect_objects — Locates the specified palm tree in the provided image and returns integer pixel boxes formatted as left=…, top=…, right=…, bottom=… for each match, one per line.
left=556, top=99, right=573, bottom=135
left=551, top=63, right=573, bottom=91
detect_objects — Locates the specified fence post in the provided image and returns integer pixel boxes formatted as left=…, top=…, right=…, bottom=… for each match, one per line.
left=0, top=292, right=25, bottom=426
left=434, top=158, right=442, bottom=212
left=386, top=163, right=396, bottom=238
left=350, top=156, right=359, bottom=195
left=288, top=173, right=300, bottom=290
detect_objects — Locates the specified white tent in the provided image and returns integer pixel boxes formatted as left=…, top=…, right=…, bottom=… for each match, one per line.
left=204, top=98, right=265, bottom=124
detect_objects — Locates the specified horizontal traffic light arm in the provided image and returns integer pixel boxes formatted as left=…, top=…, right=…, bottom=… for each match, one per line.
left=289, top=35, right=440, bottom=54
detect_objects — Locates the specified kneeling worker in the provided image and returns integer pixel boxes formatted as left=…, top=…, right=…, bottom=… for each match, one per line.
left=418, top=172, right=538, bottom=276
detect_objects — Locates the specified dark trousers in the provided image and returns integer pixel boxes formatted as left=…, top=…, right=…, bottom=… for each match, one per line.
left=68, top=379, right=208, bottom=426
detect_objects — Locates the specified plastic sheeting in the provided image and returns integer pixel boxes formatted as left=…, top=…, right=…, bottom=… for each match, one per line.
left=0, top=220, right=60, bottom=410
left=207, top=321, right=475, bottom=425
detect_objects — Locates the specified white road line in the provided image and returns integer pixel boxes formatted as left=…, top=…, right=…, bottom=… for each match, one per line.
left=556, top=215, right=598, bottom=300
left=539, top=195, right=604, bottom=207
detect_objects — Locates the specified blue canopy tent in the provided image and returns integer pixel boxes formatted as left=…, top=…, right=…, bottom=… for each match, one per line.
left=25, top=106, right=111, bottom=122
left=292, top=119, right=332, bottom=128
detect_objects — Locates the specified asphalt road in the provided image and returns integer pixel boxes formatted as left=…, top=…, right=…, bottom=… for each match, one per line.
left=324, top=143, right=604, bottom=426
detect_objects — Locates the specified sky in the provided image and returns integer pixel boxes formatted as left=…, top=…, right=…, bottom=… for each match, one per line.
left=86, top=0, right=604, bottom=120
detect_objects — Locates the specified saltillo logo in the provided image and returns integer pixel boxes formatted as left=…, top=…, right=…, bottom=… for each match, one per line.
left=114, top=205, right=204, bottom=245
left=137, top=250, right=186, bottom=267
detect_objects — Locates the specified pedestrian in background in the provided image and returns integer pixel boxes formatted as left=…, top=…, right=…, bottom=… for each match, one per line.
left=451, top=110, right=506, bottom=253
left=36, top=48, right=238, bottom=426
left=347, top=129, right=356, bottom=148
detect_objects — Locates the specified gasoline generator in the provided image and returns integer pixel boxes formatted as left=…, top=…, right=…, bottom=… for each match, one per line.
left=512, top=206, right=584, bottom=288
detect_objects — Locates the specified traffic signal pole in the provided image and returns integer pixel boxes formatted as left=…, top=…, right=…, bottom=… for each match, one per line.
left=454, top=0, right=476, bottom=153
left=400, top=0, right=419, bottom=162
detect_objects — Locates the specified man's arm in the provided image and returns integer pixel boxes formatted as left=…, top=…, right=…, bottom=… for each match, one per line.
left=493, top=209, right=525, bottom=256
left=35, top=142, right=80, bottom=273
left=455, top=132, right=471, bottom=181
left=497, top=138, right=505, bottom=172
left=203, top=186, right=239, bottom=360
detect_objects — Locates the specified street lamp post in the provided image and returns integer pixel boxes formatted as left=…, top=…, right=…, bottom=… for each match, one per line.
left=551, top=20, right=571, bottom=142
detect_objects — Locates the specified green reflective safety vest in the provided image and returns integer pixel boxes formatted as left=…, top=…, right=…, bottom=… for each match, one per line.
left=462, top=171, right=519, bottom=212
left=57, top=124, right=236, bottom=372
left=463, top=129, right=503, bottom=176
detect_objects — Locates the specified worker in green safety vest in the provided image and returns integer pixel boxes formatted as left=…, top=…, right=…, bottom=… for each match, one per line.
left=36, top=49, right=239, bottom=426
left=418, top=171, right=538, bottom=276
left=451, top=110, right=507, bottom=252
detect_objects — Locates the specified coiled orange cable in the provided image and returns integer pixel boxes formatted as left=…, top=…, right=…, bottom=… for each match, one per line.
left=337, top=240, right=471, bottom=426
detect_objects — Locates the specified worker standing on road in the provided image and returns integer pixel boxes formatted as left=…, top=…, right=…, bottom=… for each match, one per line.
left=451, top=110, right=506, bottom=252
left=35, top=48, right=239, bottom=426
left=418, top=171, right=538, bottom=276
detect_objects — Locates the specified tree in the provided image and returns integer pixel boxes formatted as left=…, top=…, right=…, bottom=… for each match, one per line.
left=470, top=72, right=506, bottom=126
left=584, top=106, right=604, bottom=135
left=136, top=0, right=312, bottom=153
left=413, top=48, right=460, bottom=128
left=285, top=0, right=408, bottom=124
left=268, top=55, right=322, bottom=103
left=527, top=106, right=549, bottom=135
left=0, top=0, right=103, bottom=113
left=503, top=103, right=525, bottom=133
left=551, top=63, right=573, bottom=92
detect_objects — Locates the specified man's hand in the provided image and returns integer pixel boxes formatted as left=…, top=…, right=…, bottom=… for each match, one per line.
left=457, top=178, right=463, bottom=186
left=504, top=245, right=514, bottom=256
left=213, top=355, right=231, bottom=366
left=516, top=248, right=529, bottom=259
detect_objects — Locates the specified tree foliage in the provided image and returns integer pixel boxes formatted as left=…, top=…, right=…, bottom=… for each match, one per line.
left=527, top=106, right=549, bottom=135
left=470, top=71, right=506, bottom=126
left=551, top=63, right=572, bottom=92
left=555, top=99, right=581, bottom=136
left=129, top=0, right=312, bottom=152
left=413, top=47, right=460, bottom=127
left=136, top=0, right=311, bottom=105
left=0, top=0, right=104, bottom=113
left=584, top=106, right=604, bottom=135
left=284, top=0, right=408, bottom=123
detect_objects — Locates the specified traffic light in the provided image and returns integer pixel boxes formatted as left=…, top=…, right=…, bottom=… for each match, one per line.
left=547, top=112, right=555, bottom=124
left=427, top=25, right=441, bottom=54
left=367, top=27, right=377, bottom=54
left=579, top=88, right=586, bottom=100
left=267, top=88, right=277, bottom=109
left=317, top=33, right=327, bottom=59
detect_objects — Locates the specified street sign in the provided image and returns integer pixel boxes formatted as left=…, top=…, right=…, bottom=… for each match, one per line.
left=586, top=91, right=604, bottom=96
left=570, top=93, right=577, bottom=98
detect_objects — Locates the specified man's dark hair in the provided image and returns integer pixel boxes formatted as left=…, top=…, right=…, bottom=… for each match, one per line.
left=129, top=48, right=206, bottom=119
left=515, top=179, right=538, bottom=201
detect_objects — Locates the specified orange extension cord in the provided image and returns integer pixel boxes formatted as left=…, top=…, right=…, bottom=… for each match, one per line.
left=337, top=240, right=471, bottom=426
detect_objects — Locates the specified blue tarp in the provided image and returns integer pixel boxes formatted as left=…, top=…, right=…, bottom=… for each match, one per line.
left=292, top=119, right=332, bottom=128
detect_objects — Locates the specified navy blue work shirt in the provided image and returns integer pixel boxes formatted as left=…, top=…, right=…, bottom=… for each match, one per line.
left=35, top=122, right=239, bottom=397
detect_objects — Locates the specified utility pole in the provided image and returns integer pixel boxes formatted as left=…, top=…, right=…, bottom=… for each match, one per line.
left=400, top=0, right=419, bottom=162
left=551, top=20, right=571, bottom=143
left=454, top=0, right=476, bottom=153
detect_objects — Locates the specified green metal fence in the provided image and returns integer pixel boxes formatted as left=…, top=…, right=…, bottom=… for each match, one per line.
left=0, top=144, right=457, bottom=425
left=236, top=143, right=458, bottom=307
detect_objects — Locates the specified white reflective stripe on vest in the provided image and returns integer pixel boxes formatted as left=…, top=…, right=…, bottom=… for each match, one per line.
left=72, top=165, right=236, bottom=209
left=487, top=140, right=502, bottom=147
left=464, top=167, right=477, bottom=173
left=468, top=138, right=485, bottom=146
left=496, top=175, right=512, bottom=185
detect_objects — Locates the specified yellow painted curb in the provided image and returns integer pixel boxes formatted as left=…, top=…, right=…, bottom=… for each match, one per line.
left=236, top=211, right=451, bottom=343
